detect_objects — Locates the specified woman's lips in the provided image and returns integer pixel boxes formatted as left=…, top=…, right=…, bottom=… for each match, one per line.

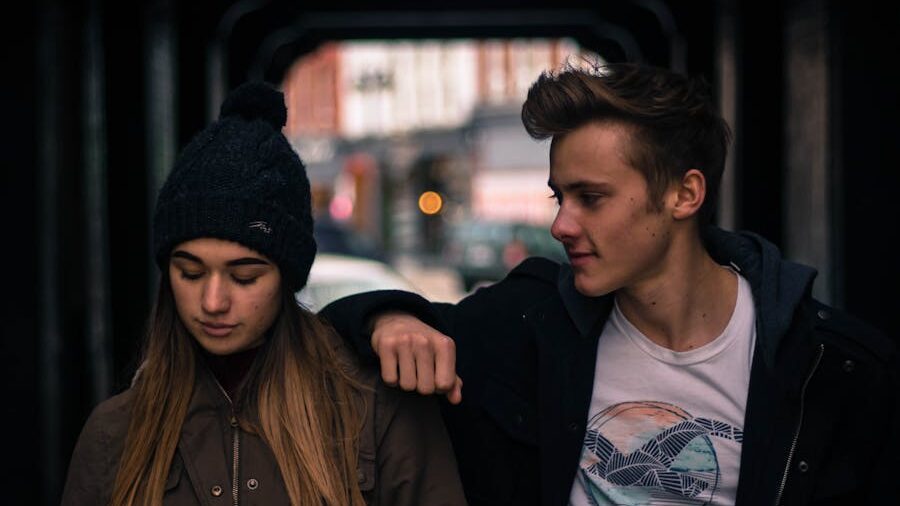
left=199, top=321, right=237, bottom=337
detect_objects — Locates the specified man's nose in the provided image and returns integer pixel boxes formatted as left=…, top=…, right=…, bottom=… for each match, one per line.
left=550, top=206, right=579, bottom=243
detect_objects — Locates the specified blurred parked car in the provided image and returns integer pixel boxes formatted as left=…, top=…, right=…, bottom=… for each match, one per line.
left=444, top=219, right=567, bottom=291
left=314, top=217, right=385, bottom=261
left=296, top=253, right=419, bottom=311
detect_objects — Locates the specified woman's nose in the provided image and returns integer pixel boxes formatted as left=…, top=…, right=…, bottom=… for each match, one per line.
left=201, top=274, right=230, bottom=314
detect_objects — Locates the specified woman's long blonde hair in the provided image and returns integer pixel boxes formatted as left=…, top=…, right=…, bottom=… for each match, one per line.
left=109, top=275, right=366, bottom=506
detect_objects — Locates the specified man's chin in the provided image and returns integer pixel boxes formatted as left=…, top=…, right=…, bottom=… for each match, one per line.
left=573, top=276, right=612, bottom=298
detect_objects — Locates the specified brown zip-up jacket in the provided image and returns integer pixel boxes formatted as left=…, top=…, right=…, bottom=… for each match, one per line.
left=60, top=344, right=467, bottom=506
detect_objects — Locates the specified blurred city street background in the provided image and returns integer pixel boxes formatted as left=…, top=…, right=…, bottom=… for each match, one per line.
left=287, top=39, right=581, bottom=308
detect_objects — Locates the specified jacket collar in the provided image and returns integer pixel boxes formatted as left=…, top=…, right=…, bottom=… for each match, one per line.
left=555, top=226, right=817, bottom=367
left=556, top=264, right=613, bottom=338
left=701, top=226, right=816, bottom=367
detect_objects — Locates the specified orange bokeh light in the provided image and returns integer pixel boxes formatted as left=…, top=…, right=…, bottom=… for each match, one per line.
left=418, top=191, right=443, bottom=215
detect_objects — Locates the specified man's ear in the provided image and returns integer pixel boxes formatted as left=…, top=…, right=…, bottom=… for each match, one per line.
left=670, top=168, right=706, bottom=220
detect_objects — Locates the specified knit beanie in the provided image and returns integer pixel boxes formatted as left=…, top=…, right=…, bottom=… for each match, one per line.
left=152, top=81, right=316, bottom=291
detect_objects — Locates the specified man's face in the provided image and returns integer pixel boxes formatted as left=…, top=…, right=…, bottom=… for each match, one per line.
left=549, top=122, right=675, bottom=297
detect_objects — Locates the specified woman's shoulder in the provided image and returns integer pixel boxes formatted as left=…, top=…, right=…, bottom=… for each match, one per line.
left=61, top=389, right=135, bottom=505
left=79, top=388, right=136, bottom=446
left=90, top=388, right=135, bottom=420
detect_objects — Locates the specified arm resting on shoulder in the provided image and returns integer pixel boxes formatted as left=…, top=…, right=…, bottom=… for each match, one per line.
left=321, top=290, right=462, bottom=403
left=320, top=289, right=445, bottom=362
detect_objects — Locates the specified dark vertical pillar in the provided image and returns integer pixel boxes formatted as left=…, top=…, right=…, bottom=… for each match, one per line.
left=104, top=0, right=151, bottom=386
left=36, top=2, right=66, bottom=502
left=3, top=2, right=40, bottom=503
left=832, top=0, right=900, bottom=338
left=783, top=0, right=833, bottom=303
left=145, top=0, right=178, bottom=299
left=715, top=0, right=739, bottom=230
left=733, top=0, right=785, bottom=246
left=83, top=0, right=114, bottom=407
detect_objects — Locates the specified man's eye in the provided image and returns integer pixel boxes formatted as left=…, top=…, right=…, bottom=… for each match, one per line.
left=548, top=192, right=561, bottom=204
left=580, top=193, right=603, bottom=206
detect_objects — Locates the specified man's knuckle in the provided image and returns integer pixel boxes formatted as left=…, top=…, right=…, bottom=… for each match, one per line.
left=412, top=335, right=432, bottom=351
left=438, top=337, right=455, bottom=352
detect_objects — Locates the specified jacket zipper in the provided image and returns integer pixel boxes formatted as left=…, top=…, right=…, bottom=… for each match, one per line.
left=774, top=343, right=824, bottom=506
left=230, top=414, right=240, bottom=506
left=214, top=380, right=241, bottom=506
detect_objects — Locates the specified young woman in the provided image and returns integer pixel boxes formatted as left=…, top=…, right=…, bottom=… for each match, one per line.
left=60, top=82, right=466, bottom=506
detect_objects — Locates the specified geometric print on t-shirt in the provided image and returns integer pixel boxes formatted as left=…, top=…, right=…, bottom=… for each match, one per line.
left=576, top=401, right=743, bottom=505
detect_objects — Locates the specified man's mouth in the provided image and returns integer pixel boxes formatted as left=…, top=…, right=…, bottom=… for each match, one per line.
left=567, top=250, right=595, bottom=266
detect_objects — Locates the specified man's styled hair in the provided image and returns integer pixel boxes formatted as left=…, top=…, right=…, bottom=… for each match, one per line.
left=521, top=61, right=732, bottom=224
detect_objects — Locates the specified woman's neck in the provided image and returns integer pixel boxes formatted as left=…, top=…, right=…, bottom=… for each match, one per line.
left=202, top=346, right=260, bottom=401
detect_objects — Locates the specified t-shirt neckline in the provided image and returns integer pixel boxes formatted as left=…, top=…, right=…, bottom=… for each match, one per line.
left=611, top=268, right=750, bottom=366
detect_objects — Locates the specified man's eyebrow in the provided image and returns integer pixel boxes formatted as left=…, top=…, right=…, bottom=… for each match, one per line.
left=548, top=180, right=607, bottom=192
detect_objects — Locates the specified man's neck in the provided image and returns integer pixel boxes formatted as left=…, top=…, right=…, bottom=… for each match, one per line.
left=615, top=244, right=739, bottom=352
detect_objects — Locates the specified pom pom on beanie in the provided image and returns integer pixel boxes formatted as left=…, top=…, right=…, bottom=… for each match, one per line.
left=220, top=81, right=288, bottom=129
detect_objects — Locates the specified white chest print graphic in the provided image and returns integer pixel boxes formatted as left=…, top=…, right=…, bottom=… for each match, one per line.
left=576, top=401, right=743, bottom=505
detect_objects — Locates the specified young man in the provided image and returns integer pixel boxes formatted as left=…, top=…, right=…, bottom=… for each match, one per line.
left=321, top=62, right=898, bottom=505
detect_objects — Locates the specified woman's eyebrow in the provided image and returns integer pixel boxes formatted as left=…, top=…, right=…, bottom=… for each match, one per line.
left=170, top=251, right=268, bottom=267
left=171, top=250, right=202, bottom=263
left=226, top=258, right=270, bottom=267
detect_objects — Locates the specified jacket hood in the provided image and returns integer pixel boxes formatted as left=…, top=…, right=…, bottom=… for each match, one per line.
left=702, top=226, right=817, bottom=364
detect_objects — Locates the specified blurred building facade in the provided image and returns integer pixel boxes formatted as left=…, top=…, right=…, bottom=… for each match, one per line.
left=281, top=39, right=587, bottom=257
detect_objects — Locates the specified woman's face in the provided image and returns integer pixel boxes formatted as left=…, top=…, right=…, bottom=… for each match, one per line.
left=169, top=237, right=282, bottom=356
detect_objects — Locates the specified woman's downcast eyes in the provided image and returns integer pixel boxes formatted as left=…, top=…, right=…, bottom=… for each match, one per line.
left=180, top=270, right=204, bottom=281
left=178, top=270, right=261, bottom=286
left=232, top=275, right=259, bottom=286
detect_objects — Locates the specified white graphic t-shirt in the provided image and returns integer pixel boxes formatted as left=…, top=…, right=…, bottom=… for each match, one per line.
left=569, top=271, right=756, bottom=506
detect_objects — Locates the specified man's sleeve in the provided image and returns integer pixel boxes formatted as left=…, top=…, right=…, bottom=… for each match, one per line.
left=319, top=289, right=450, bottom=363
